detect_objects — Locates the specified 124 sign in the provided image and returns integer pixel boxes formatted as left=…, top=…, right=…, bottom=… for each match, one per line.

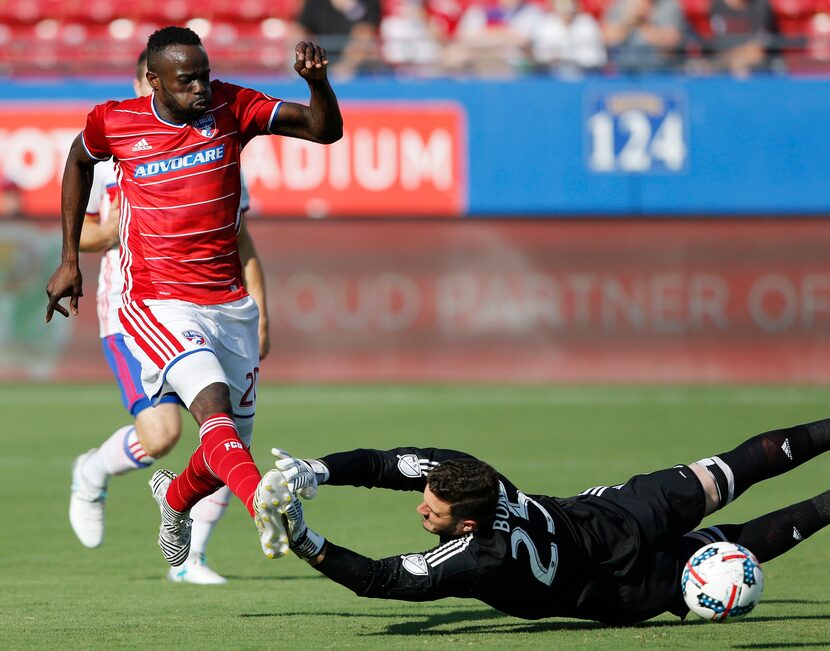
left=586, top=91, right=688, bottom=173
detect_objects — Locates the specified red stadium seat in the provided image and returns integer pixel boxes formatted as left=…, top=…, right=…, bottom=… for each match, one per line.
left=679, top=0, right=713, bottom=37
left=580, top=0, right=612, bottom=19
left=771, top=0, right=817, bottom=34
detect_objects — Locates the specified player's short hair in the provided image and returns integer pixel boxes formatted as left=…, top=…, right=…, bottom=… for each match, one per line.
left=146, top=26, right=202, bottom=73
left=427, top=459, right=500, bottom=524
left=136, top=48, right=148, bottom=82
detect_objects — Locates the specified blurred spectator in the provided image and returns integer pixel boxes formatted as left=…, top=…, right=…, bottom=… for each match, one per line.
left=708, top=0, right=779, bottom=75
left=0, top=174, right=21, bottom=218
left=530, top=0, right=607, bottom=73
left=807, top=1, right=830, bottom=67
left=381, top=0, right=443, bottom=73
left=443, top=0, right=544, bottom=75
left=425, top=0, right=469, bottom=38
left=601, top=0, right=686, bottom=71
left=295, top=0, right=384, bottom=75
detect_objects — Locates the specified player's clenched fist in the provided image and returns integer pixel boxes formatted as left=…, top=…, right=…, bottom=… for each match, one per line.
left=294, top=41, right=329, bottom=80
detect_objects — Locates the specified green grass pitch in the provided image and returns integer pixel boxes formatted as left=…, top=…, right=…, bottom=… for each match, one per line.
left=1, top=384, right=828, bottom=649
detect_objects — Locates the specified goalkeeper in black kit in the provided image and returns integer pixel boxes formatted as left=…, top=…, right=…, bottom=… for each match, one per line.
left=263, top=419, right=830, bottom=625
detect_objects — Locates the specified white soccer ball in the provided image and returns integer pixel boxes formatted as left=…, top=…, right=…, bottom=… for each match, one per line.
left=681, top=542, right=764, bottom=622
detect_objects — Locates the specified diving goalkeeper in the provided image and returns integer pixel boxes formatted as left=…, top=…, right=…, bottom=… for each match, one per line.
left=265, top=420, right=830, bottom=624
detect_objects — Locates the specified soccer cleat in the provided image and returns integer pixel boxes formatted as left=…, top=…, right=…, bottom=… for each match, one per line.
left=149, top=469, right=192, bottom=567
left=69, top=449, right=107, bottom=548
left=253, top=469, right=292, bottom=559
left=167, top=552, right=227, bottom=585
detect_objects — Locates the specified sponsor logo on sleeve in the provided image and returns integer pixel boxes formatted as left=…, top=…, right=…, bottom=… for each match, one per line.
left=397, top=454, right=422, bottom=478
left=401, top=554, right=429, bottom=576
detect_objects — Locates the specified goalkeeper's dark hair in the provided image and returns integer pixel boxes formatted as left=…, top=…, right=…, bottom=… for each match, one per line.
left=146, top=26, right=202, bottom=73
left=427, top=459, right=500, bottom=524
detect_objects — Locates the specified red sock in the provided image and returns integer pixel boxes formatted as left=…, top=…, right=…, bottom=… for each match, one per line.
left=199, top=414, right=262, bottom=517
left=166, top=446, right=224, bottom=513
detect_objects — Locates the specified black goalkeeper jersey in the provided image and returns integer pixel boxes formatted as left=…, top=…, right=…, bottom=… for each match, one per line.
left=311, top=446, right=686, bottom=623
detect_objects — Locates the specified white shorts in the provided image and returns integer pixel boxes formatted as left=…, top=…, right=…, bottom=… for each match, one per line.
left=118, top=296, right=260, bottom=419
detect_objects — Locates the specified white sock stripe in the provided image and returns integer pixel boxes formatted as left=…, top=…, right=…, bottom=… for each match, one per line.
left=710, top=456, right=736, bottom=504
left=199, top=416, right=238, bottom=438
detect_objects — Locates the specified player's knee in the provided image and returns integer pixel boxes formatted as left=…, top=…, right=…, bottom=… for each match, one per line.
left=135, top=406, right=181, bottom=458
left=189, top=382, right=232, bottom=424
left=689, top=462, right=722, bottom=515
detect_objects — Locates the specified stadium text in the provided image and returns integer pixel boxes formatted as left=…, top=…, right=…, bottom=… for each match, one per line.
left=0, top=103, right=466, bottom=217
left=267, top=271, right=830, bottom=334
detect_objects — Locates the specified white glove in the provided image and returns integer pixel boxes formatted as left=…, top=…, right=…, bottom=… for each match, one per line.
left=271, top=448, right=328, bottom=499
left=283, top=496, right=325, bottom=560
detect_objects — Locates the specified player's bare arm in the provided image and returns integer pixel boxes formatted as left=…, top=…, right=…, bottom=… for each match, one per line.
left=46, top=133, right=99, bottom=322
left=237, top=216, right=270, bottom=360
left=270, top=42, right=343, bottom=144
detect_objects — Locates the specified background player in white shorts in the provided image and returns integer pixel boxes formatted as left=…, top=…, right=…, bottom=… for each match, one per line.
left=69, top=49, right=270, bottom=584
left=47, top=26, right=342, bottom=567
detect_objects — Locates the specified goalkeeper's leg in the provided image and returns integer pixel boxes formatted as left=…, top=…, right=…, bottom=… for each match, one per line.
left=692, top=419, right=830, bottom=513
left=685, top=489, right=830, bottom=562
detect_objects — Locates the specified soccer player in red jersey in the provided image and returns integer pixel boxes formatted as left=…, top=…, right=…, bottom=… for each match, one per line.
left=46, top=26, right=343, bottom=565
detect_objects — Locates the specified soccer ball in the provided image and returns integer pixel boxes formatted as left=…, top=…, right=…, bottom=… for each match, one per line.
left=681, top=542, right=764, bottom=622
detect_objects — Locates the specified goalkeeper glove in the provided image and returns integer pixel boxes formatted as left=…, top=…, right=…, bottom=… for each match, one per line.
left=271, top=448, right=330, bottom=499
left=283, top=497, right=325, bottom=560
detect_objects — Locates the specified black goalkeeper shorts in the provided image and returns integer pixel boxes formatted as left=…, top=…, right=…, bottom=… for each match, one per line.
left=555, top=465, right=708, bottom=623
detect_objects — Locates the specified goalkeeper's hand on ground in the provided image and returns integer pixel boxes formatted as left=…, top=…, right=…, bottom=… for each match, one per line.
left=282, top=497, right=325, bottom=560
left=271, top=448, right=330, bottom=499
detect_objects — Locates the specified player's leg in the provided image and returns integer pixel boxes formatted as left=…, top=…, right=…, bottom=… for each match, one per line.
left=70, top=333, right=178, bottom=548
left=133, top=298, right=287, bottom=561
left=684, top=489, right=830, bottom=563
left=691, top=419, right=830, bottom=515
left=171, top=412, right=254, bottom=581
left=163, top=378, right=260, bottom=515
left=157, top=302, right=261, bottom=517
left=135, top=403, right=229, bottom=584
left=169, top=485, right=231, bottom=585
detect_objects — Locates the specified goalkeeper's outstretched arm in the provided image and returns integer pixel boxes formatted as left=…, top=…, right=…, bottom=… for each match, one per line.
left=318, top=447, right=478, bottom=492
left=299, top=540, right=478, bottom=602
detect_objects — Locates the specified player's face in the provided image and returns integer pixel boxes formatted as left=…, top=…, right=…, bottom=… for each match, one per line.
left=148, top=44, right=211, bottom=123
left=417, top=486, right=468, bottom=537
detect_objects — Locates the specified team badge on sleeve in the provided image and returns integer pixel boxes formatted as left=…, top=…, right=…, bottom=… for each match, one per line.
left=402, top=554, right=429, bottom=576
left=397, top=454, right=422, bottom=478
left=182, top=330, right=206, bottom=346
left=192, top=113, right=216, bottom=138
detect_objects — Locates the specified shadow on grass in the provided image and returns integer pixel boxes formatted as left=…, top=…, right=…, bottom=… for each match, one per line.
left=762, top=599, right=829, bottom=605
left=135, top=573, right=323, bottom=582
left=222, top=574, right=326, bottom=582
left=239, top=607, right=829, bottom=638
left=733, top=645, right=830, bottom=649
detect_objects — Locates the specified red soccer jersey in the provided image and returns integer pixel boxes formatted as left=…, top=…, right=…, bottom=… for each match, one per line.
left=81, top=80, right=281, bottom=305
